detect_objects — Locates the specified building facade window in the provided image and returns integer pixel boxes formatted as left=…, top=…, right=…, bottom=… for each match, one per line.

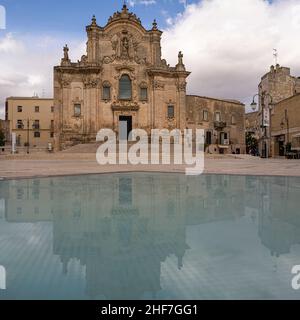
left=33, top=120, right=40, bottom=130
left=119, top=74, right=132, bottom=100
left=74, top=104, right=81, bottom=117
left=35, top=106, right=40, bottom=113
left=168, top=105, right=175, bottom=118
left=16, top=135, right=21, bottom=146
left=203, top=110, right=208, bottom=121
left=17, top=120, right=23, bottom=129
left=51, top=106, right=54, bottom=113
left=215, top=112, right=221, bottom=122
left=50, top=132, right=54, bottom=138
left=140, top=88, right=148, bottom=101
left=17, top=106, right=23, bottom=113
left=231, top=115, right=236, bottom=125
left=102, top=82, right=111, bottom=100
left=34, top=131, right=41, bottom=138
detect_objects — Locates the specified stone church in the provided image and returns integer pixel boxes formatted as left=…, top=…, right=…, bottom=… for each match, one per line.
left=54, top=4, right=245, bottom=154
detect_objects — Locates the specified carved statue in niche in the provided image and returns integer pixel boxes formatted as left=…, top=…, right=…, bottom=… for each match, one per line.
left=112, top=31, right=136, bottom=61
left=121, top=37, right=129, bottom=58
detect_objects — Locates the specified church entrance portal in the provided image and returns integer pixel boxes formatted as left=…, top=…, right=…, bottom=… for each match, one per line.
left=119, top=116, right=133, bottom=141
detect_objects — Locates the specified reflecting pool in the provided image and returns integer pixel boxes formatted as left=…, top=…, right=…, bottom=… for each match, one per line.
left=0, top=173, right=300, bottom=300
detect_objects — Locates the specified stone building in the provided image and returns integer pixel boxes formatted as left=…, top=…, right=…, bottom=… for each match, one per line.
left=54, top=4, right=245, bottom=154
left=259, top=64, right=300, bottom=108
left=186, top=96, right=245, bottom=154
left=5, top=96, right=54, bottom=151
left=250, top=64, right=300, bottom=157
left=271, top=94, right=300, bottom=157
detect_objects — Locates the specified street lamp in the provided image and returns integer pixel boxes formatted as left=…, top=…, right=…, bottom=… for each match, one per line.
left=251, top=101, right=258, bottom=112
left=251, top=92, right=274, bottom=158
left=281, top=109, right=290, bottom=154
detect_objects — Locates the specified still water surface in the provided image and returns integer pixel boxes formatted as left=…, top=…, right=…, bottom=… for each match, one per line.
left=0, top=173, right=300, bottom=300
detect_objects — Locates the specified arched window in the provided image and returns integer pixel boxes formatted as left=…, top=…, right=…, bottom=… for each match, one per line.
left=119, top=74, right=132, bottom=100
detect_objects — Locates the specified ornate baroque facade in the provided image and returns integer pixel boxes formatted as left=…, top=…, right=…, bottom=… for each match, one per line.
left=54, top=5, right=189, bottom=150
left=54, top=5, right=245, bottom=154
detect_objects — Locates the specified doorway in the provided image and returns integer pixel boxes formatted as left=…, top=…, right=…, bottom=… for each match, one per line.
left=119, top=116, right=132, bottom=141
left=205, top=131, right=212, bottom=145
left=277, top=135, right=285, bottom=156
left=220, top=132, right=228, bottom=145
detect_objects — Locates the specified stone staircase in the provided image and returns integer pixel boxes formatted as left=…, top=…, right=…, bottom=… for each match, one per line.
left=60, top=142, right=140, bottom=154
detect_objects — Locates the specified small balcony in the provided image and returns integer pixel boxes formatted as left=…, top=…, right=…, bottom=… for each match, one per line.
left=214, top=121, right=227, bottom=129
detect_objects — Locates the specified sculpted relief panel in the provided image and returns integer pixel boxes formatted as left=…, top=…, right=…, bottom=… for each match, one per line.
left=101, top=28, right=148, bottom=65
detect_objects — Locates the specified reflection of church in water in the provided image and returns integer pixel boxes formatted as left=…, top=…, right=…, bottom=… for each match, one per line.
left=2, top=174, right=300, bottom=299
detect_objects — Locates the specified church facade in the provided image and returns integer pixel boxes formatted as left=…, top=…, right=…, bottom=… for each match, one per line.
left=54, top=4, right=245, bottom=154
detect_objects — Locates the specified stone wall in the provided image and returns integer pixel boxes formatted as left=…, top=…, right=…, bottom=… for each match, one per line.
left=271, top=93, right=300, bottom=156
left=186, top=95, right=246, bottom=154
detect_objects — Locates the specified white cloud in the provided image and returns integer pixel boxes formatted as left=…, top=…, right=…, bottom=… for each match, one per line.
left=0, top=32, right=85, bottom=119
left=128, top=0, right=156, bottom=7
left=1, top=0, right=300, bottom=119
left=162, top=0, right=300, bottom=109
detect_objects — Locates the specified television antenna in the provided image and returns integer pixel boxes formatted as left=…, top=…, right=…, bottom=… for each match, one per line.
left=273, top=49, right=278, bottom=65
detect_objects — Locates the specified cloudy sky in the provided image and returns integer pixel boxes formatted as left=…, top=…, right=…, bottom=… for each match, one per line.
left=1, top=0, right=300, bottom=118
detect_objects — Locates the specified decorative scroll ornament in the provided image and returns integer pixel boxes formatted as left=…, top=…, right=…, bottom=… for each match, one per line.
left=59, top=74, right=71, bottom=88
left=153, top=80, right=165, bottom=90
left=107, top=4, right=142, bottom=26
left=111, top=100, right=140, bottom=111
left=177, top=81, right=187, bottom=92
left=83, top=74, right=100, bottom=88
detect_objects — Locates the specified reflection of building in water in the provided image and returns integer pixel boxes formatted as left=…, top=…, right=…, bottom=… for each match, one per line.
left=2, top=179, right=55, bottom=222
left=244, top=175, right=300, bottom=257
left=3, top=174, right=249, bottom=299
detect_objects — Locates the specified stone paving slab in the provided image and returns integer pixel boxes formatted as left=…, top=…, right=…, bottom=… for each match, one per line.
left=1, top=153, right=300, bottom=180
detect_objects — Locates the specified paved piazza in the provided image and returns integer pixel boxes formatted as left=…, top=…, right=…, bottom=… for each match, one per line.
left=1, top=153, right=300, bottom=180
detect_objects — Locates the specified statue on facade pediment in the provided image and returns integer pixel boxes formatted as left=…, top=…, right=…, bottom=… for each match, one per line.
left=63, top=44, right=69, bottom=61
left=78, top=55, right=88, bottom=66
left=61, top=44, right=71, bottom=66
